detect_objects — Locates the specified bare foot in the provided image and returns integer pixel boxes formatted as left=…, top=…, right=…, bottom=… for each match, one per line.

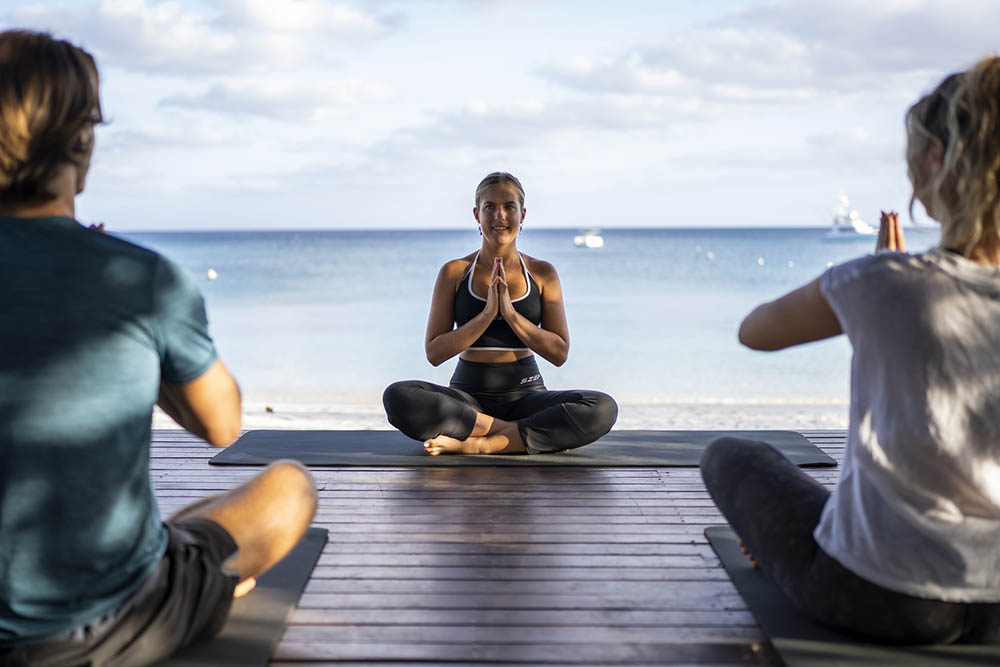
left=738, top=539, right=760, bottom=569
left=233, top=577, right=257, bottom=598
left=424, top=434, right=477, bottom=455
left=423, top=423, right=526, bottom=456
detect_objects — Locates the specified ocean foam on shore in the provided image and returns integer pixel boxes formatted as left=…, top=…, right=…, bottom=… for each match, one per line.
left=153, top=399, right=849, bottom=431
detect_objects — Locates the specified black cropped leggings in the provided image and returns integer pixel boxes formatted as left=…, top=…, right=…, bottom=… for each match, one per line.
left=700, top=436, right=1000, bottom=644
left=382, top=357, right=618, bottom=454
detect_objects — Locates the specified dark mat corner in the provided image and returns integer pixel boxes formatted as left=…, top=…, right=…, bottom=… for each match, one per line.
left=705, top=525, right=1000, bottom=666
left=210, top=428, right=836, bottom=468
left=158, top=526, right=328, bottom=667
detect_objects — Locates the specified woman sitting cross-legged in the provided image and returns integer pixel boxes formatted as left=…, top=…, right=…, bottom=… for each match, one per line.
left=383, top=172, right=618, bottom=455
left=701, top=57, right=1000, bottom=644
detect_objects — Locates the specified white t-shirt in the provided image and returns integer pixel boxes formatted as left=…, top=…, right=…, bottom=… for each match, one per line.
left=816, top=248, right=1000, bottom=602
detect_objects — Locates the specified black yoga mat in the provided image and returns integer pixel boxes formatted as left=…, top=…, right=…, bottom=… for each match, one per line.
left=209, top=429, right=836, bottom=467
left=705, top=525, right=1000, bottom=666
left=159, top=527, right=328, bottom=667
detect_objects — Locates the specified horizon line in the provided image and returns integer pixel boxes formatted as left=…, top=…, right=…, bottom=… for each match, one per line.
left=117, top=224, right=939, bottom=234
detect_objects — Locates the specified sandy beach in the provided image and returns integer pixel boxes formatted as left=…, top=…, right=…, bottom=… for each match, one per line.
left=153, top=398, right=850, bottom=432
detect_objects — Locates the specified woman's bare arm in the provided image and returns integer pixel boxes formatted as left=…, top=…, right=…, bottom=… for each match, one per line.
left=499, top=258, right=570, bottom=366
left=424, top=259, right=496, bottom=366
left=741, top=210, right=905, bottom=351
left=738, top=277, right=842, bottom=351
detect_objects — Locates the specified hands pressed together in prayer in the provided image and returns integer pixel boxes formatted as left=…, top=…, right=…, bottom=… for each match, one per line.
left=486, top=256, right=516, bottom=320
left=877, top=210, right=906, bottom=253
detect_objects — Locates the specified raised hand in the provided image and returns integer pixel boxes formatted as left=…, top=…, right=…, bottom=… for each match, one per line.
left=877, top=210, right=906, bottom=253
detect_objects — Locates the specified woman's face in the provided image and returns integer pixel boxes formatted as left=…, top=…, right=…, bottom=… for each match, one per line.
left=474, top=183, right=525, bottom=245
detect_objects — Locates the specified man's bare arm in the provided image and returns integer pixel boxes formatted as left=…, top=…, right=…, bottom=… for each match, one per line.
left=158, top=358, right=242, bottom=447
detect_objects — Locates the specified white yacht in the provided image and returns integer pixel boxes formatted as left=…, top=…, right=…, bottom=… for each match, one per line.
left=573, top=228, right=604, bottom=248
left=824, top=194, right=876, bottom=241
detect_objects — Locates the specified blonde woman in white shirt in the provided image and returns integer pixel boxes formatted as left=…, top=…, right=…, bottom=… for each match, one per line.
left=701, top=58, right=1000, bottom=644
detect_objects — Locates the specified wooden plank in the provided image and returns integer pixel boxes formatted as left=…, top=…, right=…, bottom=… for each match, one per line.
left=268, top=664, right=774, bottom=667
left=308, top=565, right=735, bottom=581
left=287, top=608, right=757, bottom=626
left=268, top=663, right=766, bottom=667
left=295, top=591, right=746, bottom=610
left=304, top=554, right=716, bottom=568
left=278, top=624, right=764, bottom=642
left=309, top=543, right=720, bottom=556
left=299, top=580, right=740, bottom=598
left=271, top=640, right=769, bottom=664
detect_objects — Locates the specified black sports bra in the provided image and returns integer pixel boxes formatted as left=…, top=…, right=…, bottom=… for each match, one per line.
left=453, top=253, right=542, bottom=350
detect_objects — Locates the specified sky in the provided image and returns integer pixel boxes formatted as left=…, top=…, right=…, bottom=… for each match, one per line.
left=2, top=0, right=998, bottom=230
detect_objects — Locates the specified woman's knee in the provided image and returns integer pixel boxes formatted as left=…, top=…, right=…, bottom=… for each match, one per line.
left=588, top=391, right=618, bottom=437
left=701, top=436, right=743, bottom=479
left=382, top=381, right=422, bottom=427
left=701, top=436, right=774, bottom=480
left=382, top=381, right=413, bottom=414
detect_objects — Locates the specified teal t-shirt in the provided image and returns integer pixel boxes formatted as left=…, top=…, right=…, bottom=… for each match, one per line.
left=0, top=216, right=217, bottom=642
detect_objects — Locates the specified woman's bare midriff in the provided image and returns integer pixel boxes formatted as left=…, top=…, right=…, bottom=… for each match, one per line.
left=460, top=349, right=534, bottom=364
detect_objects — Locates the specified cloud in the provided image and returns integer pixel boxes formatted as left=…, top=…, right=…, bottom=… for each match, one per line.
left=97, top=117, right=249, bottom=152
left=539, top=0, right=1000, bottom=103
left=541, top=53, right=690, bottom=95
left=7, top=0, right=241, bottom=74
left=374, top=93, right=687, bottom=165
left=719, top=0, right=999, bottom=76
left=807, top=126, right=872, bottom=149
left=216, top=0, right=400, bottom=36
left=158, top=78, right=395, bottom=120
left=3, top=0, right=398, bottom=75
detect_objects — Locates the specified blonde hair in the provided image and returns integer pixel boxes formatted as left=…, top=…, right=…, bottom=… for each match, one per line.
left=474, top=172, right=525, bottom=209
left=907, top=57, right=1000, bottom=253
left=0, top=30, right=103, bottom=204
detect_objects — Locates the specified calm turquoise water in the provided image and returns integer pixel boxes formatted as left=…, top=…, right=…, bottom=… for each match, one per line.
left=122, top=227, right=942, bottom=404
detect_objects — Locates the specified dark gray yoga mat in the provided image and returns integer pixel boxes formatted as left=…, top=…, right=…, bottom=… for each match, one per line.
left=159, top=527, right=328, bottom=667
left=705, top=525, right=1000, bottom=666
left=209, top=429, right=835, bottom=467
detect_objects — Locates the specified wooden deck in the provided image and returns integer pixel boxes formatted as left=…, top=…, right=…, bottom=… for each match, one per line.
left=151, top=429, right=846, bottom=666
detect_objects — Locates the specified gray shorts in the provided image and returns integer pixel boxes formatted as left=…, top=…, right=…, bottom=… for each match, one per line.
left=1, top=517, right=239, bottom=667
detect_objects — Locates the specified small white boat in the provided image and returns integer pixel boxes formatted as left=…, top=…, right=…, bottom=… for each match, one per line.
left=573, top=229, right=604, bottom=248
left=823, top=194, right=876, bottom=241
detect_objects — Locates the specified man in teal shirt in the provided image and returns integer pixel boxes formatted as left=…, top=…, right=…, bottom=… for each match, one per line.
left=0, top=31, right=317, bottom=666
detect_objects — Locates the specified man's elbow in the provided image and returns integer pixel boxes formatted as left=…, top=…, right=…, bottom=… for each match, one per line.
left=205, top=428, right=240, bottom=447
left=204, top=412, right=242, bottom=447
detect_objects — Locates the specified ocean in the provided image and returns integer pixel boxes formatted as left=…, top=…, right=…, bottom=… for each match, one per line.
left=123, top=227, right=941, bottom=409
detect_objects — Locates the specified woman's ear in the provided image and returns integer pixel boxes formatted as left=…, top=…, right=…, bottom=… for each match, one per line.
left=925, top=135, right=945, bottom=173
